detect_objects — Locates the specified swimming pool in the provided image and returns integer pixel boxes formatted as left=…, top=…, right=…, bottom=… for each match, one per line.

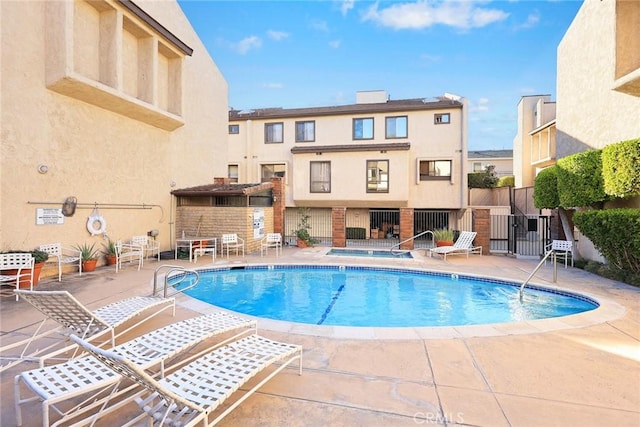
left=326, top=248, right=413, bottom=259
left=179, top=265, right=598, bottom=327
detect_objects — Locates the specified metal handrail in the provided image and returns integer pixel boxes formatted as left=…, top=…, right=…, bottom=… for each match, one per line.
left=153, top=264, right=200, bottom=298
left=519, top=250, right=557, bottom=300
left=390, top=230, right=435, bottom=256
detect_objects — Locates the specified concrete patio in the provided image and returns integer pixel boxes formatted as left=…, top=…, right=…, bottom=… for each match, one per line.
left=1, top=247, right=638, bottom=426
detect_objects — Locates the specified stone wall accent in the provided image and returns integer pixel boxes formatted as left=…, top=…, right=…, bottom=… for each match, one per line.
left=472, top=208, right=490, bottom=255
left=332, top=207, right=346, bottom=248
left=399, top=207, right=414, bottom=250
left=270, top=177, right=285, bottom=235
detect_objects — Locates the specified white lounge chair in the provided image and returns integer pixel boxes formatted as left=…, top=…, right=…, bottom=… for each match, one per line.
left=221, top=233, right=245, bottom=258
left=193, top=239, right=217, bottom=262
left=115, top=240, right=144, bottom=272
left=39, top=243, right=82, bottom=281
left=71, top=333, right=302, bottom=426
left=428, top=231, right=482, bottom=260
left=1, top=290, right=175, bottom=373
left=14, top=312, right=256, bottom=427
left=261, top=233, right=282, bottom=256
left=131, top=235, right=161, bottom=261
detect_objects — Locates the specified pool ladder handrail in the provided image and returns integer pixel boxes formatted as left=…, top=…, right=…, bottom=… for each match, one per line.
left=153, top=264, right=200, bottom=299
left=519, top=249, right=558, bottom=300
left=390, top=230, right=435, bottom=256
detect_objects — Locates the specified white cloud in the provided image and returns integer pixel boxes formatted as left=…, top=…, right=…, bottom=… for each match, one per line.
left=361, top=1, right=509, bottom=30
left=329, top=40, right=341, bottom=48
left=469, top=97, right=490, bottom=113
left=514, top=12, right=540, bottom=30
left=419, top=53, right=440, bottom=63
left=263, top=82, right=284, bottom=89
left=234, top=36, right=262, bottom=54
left=310, top=19, right=329, bottom=32
left=267, top=30, right=289, bottom=41
left=340, top=0, right=355, bottom=16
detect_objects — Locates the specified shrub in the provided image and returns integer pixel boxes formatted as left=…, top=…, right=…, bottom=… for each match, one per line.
left=573, top=208, right=640, bottom=274
left=533, top=166, right=559, bottom=209
left=496, top=176, right=515, bottom=187
left=468, top=171, right=498, bottom=188
left=602, top=138, right=640, bottom=198
left=557, top=150, right=606, bottom=208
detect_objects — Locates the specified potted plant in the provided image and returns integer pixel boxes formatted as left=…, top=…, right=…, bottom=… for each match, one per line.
left=75, top=242, right=100, bottom=272
left=0, top=249, right=49, bottom=287
left=103, top=239, right=117, bottom=266
left=295, top=208, right=319, bottom=248
left=433, top=229, right=455, bottom=247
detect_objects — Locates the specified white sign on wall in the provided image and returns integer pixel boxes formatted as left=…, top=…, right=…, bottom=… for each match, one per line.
left=253, top=209, right=265, bottom=239
left=36, top=208, right=64, bottom=225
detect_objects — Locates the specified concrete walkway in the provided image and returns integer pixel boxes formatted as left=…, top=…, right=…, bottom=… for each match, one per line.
left=1, top=247, right=638, bottom=426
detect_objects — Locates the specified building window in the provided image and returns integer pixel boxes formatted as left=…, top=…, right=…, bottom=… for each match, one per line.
left=353, top=118, right=374, bottom=140
left=295, top=121, right=315, bottom=142
left=310, top=161, right=331, bottom=193
left=367, top=160, right=389, bottom=193
left=419, top=160, right=451, bottom=180
left=228, top=164, right=239, bottom=183
left=264, top=122, right=283, bottom=143
left=261, top=164, right=286, bottom=182
left=472, top=162, right=483, bottom=172
left=385, top=116, right=407, bottom=139
left=434, top=113, right=450, bottom=124
left=228, top=124, right=239, bottom=134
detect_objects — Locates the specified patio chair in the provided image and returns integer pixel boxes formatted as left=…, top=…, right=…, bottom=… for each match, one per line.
left=0, top=290, right=175, bottom=373
left=428, top=231, right=482, bottom=260
left=70, top=332, right=302, bottom=426
left=260, top=233, right=282, bottom=256
left=39, top=243, right=82, bottom=281
left=221, top=233, right=245, bottom=258
left=115, top=240, right=144, bottom=272
left=193, top=239, right=217, bottom=262
left=545, top=239, right=574, bottom=268
left=131, top=235, right=161, bottom=261
left=0, top=253, right=35, bottom=300
left=14, top=311, right=256, bottom=427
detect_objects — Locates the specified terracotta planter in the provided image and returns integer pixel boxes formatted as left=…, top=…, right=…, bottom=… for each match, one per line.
left=82, top=259, right=98, bottom=272
left=297, top=239, right=308, bottom=248
left=2, top=262, right=44, bottom=288
left=436, top=240, right=454, bottom=247
left=371, top=229, right=379, bottom=239
left=106, top=254, right=117, bottom=266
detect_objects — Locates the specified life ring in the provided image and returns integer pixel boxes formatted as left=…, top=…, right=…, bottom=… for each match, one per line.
left=87, top=214, right=107, bottom=236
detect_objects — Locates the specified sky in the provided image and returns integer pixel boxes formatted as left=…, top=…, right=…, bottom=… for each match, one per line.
left=177, top=0, right=584, bottom=151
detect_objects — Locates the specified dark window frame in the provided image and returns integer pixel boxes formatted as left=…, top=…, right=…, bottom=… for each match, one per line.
left=228, top=124, right=239, bottom=134
left=310, top=161, right=331, bottom=193
left=264, top=122, right=284, bottom=144
left=419, top=160, right=452, bottom=181
left=295, top=120, right=316, bottom=142
left=352, top=117, right=374, bottom=140
left=434, top=113, right=450, bottom=125
left=228, top=164, right=239, bottom=183
left=366, top=160, right=389, bottom=193
left=385, top=116, right=408, bottom=139
left=261, top=163, right=286, bottom=182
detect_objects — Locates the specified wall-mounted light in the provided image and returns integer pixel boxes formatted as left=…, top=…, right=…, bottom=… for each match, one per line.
left=272, top=196, right=277, bottom=202
left=380, top=150, right=387, bottom=154
left=315, top=152, right=322, bottom=155
left=38, top=164, right=49, bottom=174
left=170, top=180, right=177, bottom=187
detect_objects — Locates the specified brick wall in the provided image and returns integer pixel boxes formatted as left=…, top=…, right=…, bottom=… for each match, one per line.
left=332, top=207, right=346, bottom=247
left=472, top=208, right=490, bottom=255
left=399, top=207, right=414, bottom=250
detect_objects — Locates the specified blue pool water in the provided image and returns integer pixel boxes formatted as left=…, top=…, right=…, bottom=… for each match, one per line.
left=327, top=248, right=413, bottom=259
left=180, top=265, right=598, bottom=327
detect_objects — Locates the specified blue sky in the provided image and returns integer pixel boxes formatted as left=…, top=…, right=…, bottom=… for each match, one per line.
left=178, top=0, right=583, bottom=151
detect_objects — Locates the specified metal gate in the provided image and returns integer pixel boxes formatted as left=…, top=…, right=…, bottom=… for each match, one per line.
left=491, top=214, right=550, bottom=257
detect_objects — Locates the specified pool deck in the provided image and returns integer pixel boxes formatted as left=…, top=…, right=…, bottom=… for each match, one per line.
left=1, top=247, right=639, bottom=426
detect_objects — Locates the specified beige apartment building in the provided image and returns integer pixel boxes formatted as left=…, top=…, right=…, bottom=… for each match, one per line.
left=468, top=149, right=513, bottom=178
left=0, top=0, right=229, bottom=259
left=228, top=91, right=469, bottom=243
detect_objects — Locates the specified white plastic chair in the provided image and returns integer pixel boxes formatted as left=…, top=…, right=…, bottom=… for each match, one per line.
left=0, top=253, right=34, bottom=300
left=221, top=233, right=245, bottom=258
left=131, top=235, right=160, bottom=261
left=115, top=240, right=144, bottom=272
left=546, top=239, right=574, bottom=268
left=193, top=239, right=217, bottom=262
left=15, top=312, right=256, bottom=427
left=39, top=243, right=82, bottom=281
left=70, top=333, right=302, bottom=427
left=261, top=233, right=282, bottom=256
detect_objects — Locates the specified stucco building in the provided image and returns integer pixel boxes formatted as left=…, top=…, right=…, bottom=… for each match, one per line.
left=1, top=0, right=229, bottom=260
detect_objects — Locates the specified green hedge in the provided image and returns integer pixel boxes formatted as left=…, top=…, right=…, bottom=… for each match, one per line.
left=533, top=166, right=559, bottom=209
left=496, top=176, right=515, bottom=187
left=557, top=149, right=606, bottom=208
left=602, top=138, right=640, bottom=198
left=573, top=208, right=640, bottom=274
left=468, top=171, right=498, bottom=188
